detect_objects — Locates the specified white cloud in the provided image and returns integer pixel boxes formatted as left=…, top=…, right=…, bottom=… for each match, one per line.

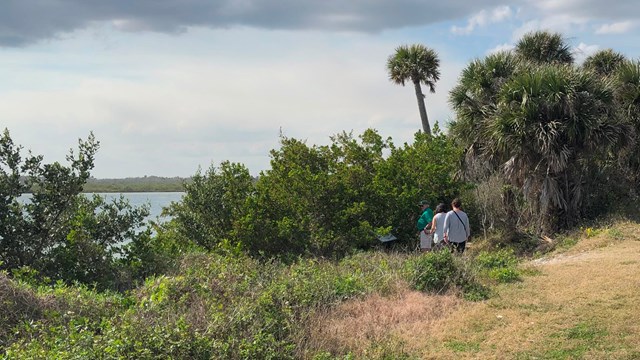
left=451, top=6, right=512, bottom=35
left=0, top=27, right=463, bottom=177
left=510, top=14, right=590, bottom=42
left=573, top=42, right=599, bottom=62
left=487, top=43, right=515, bottom=54
left=595, top=21, right=634, bottom=34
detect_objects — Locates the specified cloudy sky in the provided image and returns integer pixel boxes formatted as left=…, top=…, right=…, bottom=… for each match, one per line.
left=2, top=0, right=639, bottom=178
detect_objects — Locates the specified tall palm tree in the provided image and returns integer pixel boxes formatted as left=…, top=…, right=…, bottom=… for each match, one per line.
left=387, top=44, right=440, bottom=135
left=515, top=31, right=574, bottom=65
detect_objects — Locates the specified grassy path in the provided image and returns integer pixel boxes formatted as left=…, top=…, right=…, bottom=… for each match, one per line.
left=314, top=223, right=640, bottom=359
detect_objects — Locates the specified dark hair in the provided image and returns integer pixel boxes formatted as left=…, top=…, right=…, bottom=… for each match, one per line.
left=452, top=198, right=462, bottom=208
left=435, top=203, right=446, bottom=214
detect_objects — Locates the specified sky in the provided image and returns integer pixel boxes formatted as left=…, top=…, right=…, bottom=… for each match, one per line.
left=1, top=0, right=640, bottom=178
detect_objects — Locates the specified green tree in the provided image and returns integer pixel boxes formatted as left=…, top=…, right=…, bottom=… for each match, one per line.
left=515, top=31, right=574, bottom=64
left=163, top=161, right=254, bottom=251
left=449, top=32, right=638, bottom=233
left=387, top=44, right=441, bottom=135
left=613, top=60, right=640, bottom=193
left=169, top=129, right=467, bottom=259
left=0, top=129, right=150, bottom=289
left=583, top=49, right=627, bottom=77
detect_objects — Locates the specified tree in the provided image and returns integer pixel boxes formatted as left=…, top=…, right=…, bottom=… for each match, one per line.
left=163, top=161, right=254, bottom=251
left=0, top=129, right=150, bottom=289
left=449, top=33, right=633, bottom=233
left=387, top=44, right=441, bottom=135
left=583, top=49, right=627, bottom=77
left=515, top=31, right=574, bottom=65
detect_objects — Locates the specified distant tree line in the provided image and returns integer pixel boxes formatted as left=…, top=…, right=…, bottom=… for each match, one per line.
left=83, top=176, right=191, bottom=193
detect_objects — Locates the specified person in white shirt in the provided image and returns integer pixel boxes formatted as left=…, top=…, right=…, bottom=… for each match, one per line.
left=429, top=203, right=447, bottom=248
left=443, top=198, right=470, bottom=253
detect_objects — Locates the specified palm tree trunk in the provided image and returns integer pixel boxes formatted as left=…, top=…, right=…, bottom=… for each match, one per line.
left=413, top=80, right=431, bottom=135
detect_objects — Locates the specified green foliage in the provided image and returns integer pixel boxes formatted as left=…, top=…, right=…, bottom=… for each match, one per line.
left=386, top=43, right=441, bottom=134
left=164, top=160, right=253, bottom=251
left=583, top=49, right=627, bottom=77
left=515, top=31, right=573, bottom=65
left=2, top=251, right=409, bottom=359
left=476, top=249, right=521, bottom=283
left=449, top=32, right=635, bottom=234
left=163, top=129, right=468, bottom=259
left=407, top=250, right=489, bottom=300
left=0, top=129, right=152, bottom=290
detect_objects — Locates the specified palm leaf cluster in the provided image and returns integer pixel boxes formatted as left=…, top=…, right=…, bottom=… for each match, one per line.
left=387, top=44, right=441, bottom=135
left=449, top=31, right=638, bottom=232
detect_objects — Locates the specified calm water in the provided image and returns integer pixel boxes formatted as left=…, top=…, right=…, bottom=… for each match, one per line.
left=18, top=192, right=185, bottom=221
left=96, top=192, right=184, bottom=219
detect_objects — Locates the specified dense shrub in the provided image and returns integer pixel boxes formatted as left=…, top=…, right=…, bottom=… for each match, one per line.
left=162, top=128, right=468, bottom=259
left=2, top=251, right=408, bottom=359
left=476, top=249, right=521, bottom=283
left=407, top=250, right=489, bottom=300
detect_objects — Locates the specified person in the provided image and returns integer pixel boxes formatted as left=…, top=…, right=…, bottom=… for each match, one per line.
left=430, top=203, right=447, bottom=250
left=443, top=198, right=470, bottom=254
left=416, top=200, right=433, bottom=252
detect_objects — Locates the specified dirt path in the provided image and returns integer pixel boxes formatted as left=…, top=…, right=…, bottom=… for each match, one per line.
left=420, top=228, right=640, bottom=359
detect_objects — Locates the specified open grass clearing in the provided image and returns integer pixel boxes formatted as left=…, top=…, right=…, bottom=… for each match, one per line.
left=308, top=222, right=640, bottom=359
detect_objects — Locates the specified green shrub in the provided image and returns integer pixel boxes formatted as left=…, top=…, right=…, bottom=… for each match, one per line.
left=408, top=250, right=457, bottom=293
left=407, top=250, right=489, bottom=300
left=475, top=249, right=521, bottom=283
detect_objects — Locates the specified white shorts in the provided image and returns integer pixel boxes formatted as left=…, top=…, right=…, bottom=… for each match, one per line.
left=420, top=231, right=432, bottom=249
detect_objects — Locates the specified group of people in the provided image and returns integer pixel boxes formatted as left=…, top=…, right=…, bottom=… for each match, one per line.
left=416, top=198, right=470, bottom=253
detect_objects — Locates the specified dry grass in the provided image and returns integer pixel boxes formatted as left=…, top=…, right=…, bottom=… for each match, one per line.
left=303, top=285, right=464, bottom=359
left=0, top=274, right=44, bottom=346
left=305, top=222, right=640, bottom=359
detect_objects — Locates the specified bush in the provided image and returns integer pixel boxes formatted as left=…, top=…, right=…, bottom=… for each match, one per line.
left=2, top=251, right=411, bottom=359
left=476, top=249, right=521, bottom=283
left=162, top=129, right=469, bottom=259
left=407, top=250, right=489, bottom=300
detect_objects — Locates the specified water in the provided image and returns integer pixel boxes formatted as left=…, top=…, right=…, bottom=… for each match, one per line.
left=17, top=192, right=185, bottom=221
left=94, top=192, right=184, bottom=220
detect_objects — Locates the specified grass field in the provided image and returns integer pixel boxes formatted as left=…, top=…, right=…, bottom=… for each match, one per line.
left=309, top=222, right=640, bottom=359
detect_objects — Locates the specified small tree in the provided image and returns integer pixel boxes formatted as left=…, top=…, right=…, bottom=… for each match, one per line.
left=0, top=129, right=150, bottom=289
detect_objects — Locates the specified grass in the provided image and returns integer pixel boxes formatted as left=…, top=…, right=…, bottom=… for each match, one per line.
left=306, top=221, right=640, bottom=359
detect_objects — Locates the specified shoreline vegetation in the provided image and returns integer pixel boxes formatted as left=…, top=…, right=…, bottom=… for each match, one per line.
left=84, top=176, right=190, bottom=193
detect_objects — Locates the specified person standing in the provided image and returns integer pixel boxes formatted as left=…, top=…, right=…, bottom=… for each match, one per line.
left=443, top=198, right=470, bottom=254
left=430, top=203, right=447, bottom=249
left=416, top=200, right=434, bottom=252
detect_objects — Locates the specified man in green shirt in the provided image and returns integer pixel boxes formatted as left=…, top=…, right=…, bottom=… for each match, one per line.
left=417, top=200, right=434, bottom=251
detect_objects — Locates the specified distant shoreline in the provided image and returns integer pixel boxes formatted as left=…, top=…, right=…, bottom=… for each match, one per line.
left=82, top=176, right=191, bottom=193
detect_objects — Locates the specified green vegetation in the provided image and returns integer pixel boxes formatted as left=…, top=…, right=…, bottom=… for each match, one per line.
left=2, top=30, right=640, bottom=358
left=83, top=176, right=190, bottom=193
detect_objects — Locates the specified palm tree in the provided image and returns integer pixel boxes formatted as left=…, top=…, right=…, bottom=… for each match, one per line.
left=583, top=49, right=627, bottom=77
left=489, top=65, right=629, bottom=230
left=387, top=44, right=440, bottom=135
left=515, top=31, right=574, bottom=65
left=449, top=51, right=521, bottom=179
left=450, top=36, right=632, bottom=231
left=613, top=60, right=640, bottom=190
